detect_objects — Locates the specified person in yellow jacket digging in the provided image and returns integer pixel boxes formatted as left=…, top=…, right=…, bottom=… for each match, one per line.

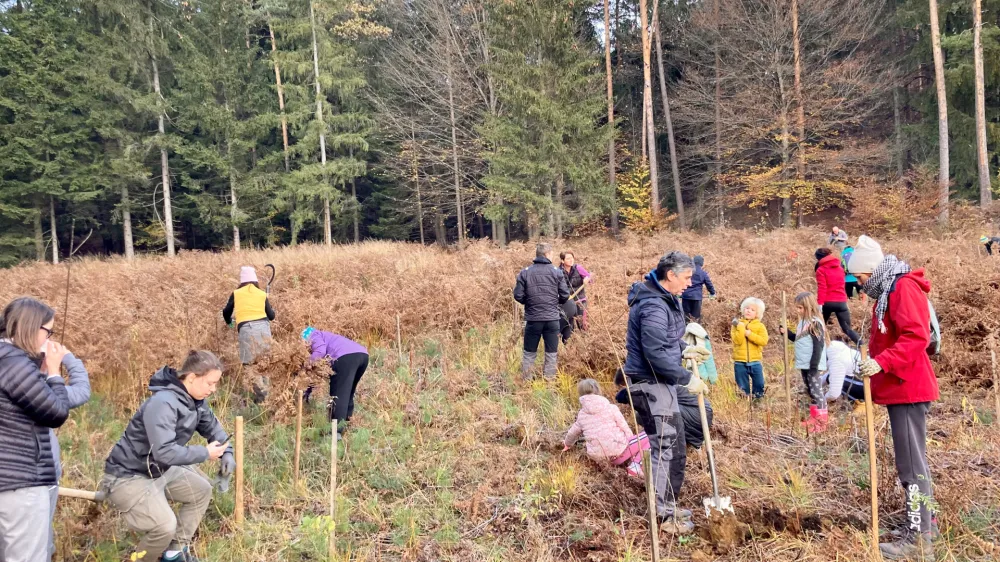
left=222, top=266, right=275, bottom=401
left=731, top=297, right=769, bottom=399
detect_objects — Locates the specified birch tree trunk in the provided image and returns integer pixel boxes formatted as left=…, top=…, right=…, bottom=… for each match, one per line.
left=714, top=0, right=724, bottom=226
left=309, top=2, right=332, bottom=245
left=604, top=0, right=619, bottom=234
left=151, top=54, right=174, bottom=257
left=122, top=185, right=134, bottom=260
left=350, top=147, right=359, bottom=243
left=229, top=145, right=240, bottom=251
left=929, top=0, right=950, bottom=224
left=792, top=0, right=806, bottom=227
left=653, top=2, right=684, bottom=229
left=34, top=205, right=44, bottom=261
left=555, top=174, right=564, bottom=239
left=974, top=0, right=993, bottom=206
left=639, top=0, right=660, bottom=213
left=445, top=40, right=465, bottom=245
left=894, top=85, right=905, bottom=177
left=268, top=18, right=297, bottom=245
left=777, top=63, right=792, bottom=228
left=50, top=197, right=59, bottom=265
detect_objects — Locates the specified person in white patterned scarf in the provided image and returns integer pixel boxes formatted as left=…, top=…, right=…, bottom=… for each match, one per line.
left=847, top=235, right=941, bottom=560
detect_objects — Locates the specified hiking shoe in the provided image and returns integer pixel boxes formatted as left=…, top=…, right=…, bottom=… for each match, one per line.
left=659, top=517, right=694, bottom=535
left=625, top=461, right=644, bottom=480
left=879, top=531, right=935, bottom=561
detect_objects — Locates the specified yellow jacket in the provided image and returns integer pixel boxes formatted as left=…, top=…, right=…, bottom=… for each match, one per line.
left=223, top=284, right=275, bottom=328
left=731, top=318, right=768, bottom=363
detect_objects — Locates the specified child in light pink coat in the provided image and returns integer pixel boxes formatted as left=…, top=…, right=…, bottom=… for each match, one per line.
left=563, top=379, right=649, bottom=479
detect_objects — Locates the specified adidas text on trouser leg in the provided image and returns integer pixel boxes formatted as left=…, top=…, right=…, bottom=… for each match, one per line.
left=887, top=402, right=935, bottom=534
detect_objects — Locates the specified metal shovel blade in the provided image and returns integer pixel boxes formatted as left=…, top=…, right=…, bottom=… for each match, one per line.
left=703, top=494, right=734, bottom=517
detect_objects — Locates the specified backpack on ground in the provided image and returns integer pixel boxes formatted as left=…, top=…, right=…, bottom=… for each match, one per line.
left=888, top=274, right=941, bottom=356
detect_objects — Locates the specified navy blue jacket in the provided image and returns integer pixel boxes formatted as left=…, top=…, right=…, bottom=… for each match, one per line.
left=514, top=257, right=570, bottom=322
left=623, top=273, right=692, bottom=386
left=681, top=266, right=715, bottom=301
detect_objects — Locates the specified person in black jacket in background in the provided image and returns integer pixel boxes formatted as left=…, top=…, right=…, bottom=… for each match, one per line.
left=514, top=243, right=570, bottom=379
left=101, top=351, right=234, bottom=562
left=0, top=297, right=70, bottom=562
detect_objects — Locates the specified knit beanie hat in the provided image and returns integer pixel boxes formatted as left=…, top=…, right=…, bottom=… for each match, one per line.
left=694, top=255, right=705, bottom=267
left=740, top=297, right=765, bottom=320
left=847, top=235, right=884, bottom=274
left=240, top=266, right=258, bottom=284
left=302, top=327, right=315, bottom=341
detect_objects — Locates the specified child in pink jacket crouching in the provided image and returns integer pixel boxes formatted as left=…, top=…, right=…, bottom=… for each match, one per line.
left=563, top=379, right=649, bottom=479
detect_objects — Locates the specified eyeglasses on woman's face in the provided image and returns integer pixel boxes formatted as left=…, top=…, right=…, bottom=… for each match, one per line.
left=40, top=326, right=56, bottom=340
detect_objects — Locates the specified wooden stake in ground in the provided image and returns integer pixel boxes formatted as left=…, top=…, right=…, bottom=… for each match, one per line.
left=860, top=345, right=880, bottom=558
left=294, top=390, right=304, bottom=490
left=329, top=420, right=338, bottom=562
left=991, top=338, right=999, bottom=423
left=396, top=313, right=403, bottom=364
left=235, top=416, right=245, bottom=526
left=642, top=449, right=661, bottom=562
left=781, top=292, right=791, bottom=414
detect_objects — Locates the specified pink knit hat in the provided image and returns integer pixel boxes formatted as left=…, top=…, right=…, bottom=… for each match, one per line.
left=239, top=266, right=258, bottom=284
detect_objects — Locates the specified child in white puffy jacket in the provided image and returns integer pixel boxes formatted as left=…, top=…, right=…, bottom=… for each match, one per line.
left=563, top=379, right=647, bottom=479
left=825, top=334, right=865, bottom=403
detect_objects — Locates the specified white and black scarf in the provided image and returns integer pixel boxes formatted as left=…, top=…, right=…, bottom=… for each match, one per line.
left=862, top=255, right=911, bottom=333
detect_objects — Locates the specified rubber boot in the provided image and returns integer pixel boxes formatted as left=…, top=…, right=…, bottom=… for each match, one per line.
left=520, top=351, right=537, bottom=379
left=812, top=408, right=829, bottom=433
left=801, top=404, right=818, bottom=428
left=542, top=352, right=558, bottom=379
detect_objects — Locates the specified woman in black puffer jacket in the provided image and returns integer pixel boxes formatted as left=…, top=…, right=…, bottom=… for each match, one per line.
left=0, top=297, right=70, bottom=562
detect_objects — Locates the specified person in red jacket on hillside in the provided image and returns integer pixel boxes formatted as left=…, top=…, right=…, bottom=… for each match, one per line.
left=848, top=235, right=940, bottom=561
left=815, top=248, right=860, bottom=344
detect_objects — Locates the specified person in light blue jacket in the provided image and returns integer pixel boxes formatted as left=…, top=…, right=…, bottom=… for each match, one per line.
left=779, top=292, right=829, bottom=433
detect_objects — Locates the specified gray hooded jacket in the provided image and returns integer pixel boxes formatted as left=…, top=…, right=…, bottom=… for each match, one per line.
left=104, top=366, right=231, bottom=478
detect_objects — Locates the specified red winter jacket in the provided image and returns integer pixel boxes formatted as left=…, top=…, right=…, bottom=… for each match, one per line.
left=815, top=255, right=848, bottom=305
left=869, top=270, right=939, bottom=406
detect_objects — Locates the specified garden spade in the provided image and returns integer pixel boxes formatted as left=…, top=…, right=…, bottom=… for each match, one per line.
left=689, top=358, right=732, bottom=517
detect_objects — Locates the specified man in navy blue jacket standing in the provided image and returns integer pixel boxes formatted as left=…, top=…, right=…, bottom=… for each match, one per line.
left=514, top=243, right=570, bottom=379
left=680, top=255, right=716, bottom=321
left=624, top=251, right=708, bottom=535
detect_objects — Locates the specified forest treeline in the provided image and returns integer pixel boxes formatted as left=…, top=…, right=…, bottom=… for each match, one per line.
left=1, top=0, right=998, bottom=266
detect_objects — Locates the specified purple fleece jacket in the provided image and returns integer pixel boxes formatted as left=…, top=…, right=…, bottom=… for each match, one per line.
left=308, top=330, right=367, bottom=363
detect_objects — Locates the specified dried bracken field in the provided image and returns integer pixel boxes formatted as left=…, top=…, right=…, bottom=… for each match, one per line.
left=2, top=229, right=998, bottom=561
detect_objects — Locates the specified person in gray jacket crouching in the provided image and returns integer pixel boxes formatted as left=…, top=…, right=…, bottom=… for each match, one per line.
left=101, top=350, right=234, bottom=562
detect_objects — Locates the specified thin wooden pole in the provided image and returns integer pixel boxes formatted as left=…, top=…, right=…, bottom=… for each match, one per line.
left=860, top=345, right=880, bottom=559
left=329, top=420, right=338, bottom=561
left=642, top=449, right=661, bottom=562
left=396, top=313, right=403, bottom=364
left=991, top=337, right=999, bottom=423
left=235, top=416, right=245, bottom=526
left=782, top=292, right=791, bottom=414
left=294, top=390, right=304, bottom=490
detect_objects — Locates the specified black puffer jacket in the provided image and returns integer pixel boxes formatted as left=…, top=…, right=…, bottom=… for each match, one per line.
left=514, top=257, right=570, bottom=322
left=105, top=366, right=232, bottom=478
left=0, top=341, right=70, bottom=493
left=623, top=273, right=691, bottom=386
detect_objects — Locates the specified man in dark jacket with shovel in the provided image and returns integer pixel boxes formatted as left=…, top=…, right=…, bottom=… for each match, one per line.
left=514, top=243, right=570, bottom=379
left=623, top=251, right=708, bottom=535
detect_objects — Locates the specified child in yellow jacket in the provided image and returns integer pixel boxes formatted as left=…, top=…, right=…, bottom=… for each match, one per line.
left=732, top=297, right=769, bottom=398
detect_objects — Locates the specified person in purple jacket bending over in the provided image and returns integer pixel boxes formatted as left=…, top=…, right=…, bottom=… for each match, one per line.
left=302, top=327, right=369, bottom=438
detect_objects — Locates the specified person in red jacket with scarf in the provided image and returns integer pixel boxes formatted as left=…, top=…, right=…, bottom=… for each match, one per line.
left=815, top=248, right=860, bottom=344
left=848, top=235, right=940, bottom=561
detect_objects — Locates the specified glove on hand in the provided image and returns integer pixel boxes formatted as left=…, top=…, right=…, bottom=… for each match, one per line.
left=682, top=346, right=712, bottom=365
left=685, top=375, right=709, bottom=395
left=859, top=358, right=882, bottom=378
left=220, top=452, right=236, bottom=477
